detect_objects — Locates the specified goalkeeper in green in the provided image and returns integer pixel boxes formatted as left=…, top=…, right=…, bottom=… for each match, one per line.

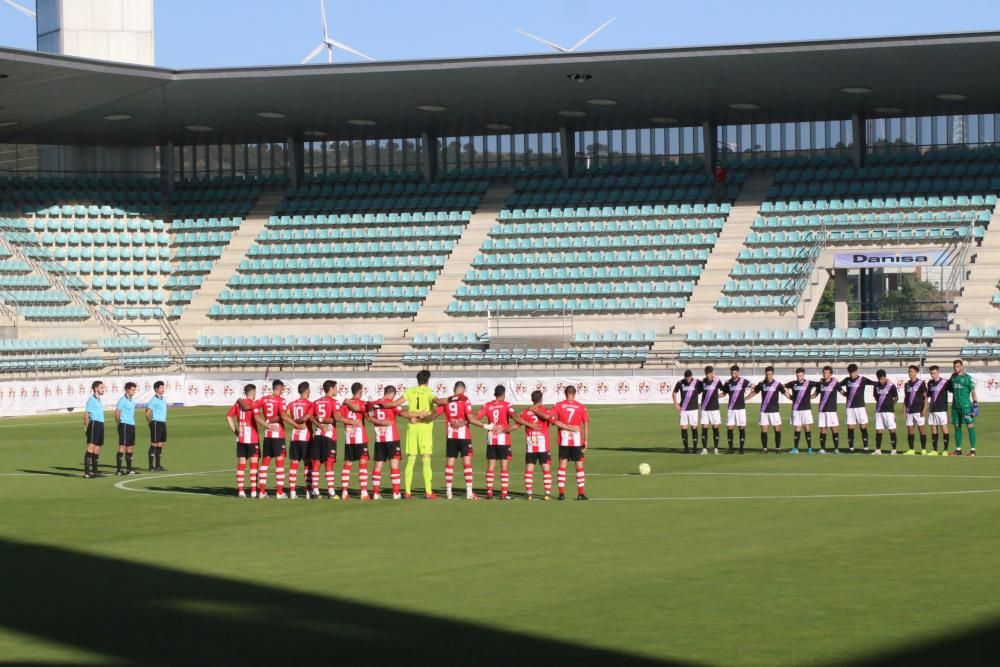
left=396, top=370, right=450, bottom=498
left=949, top=359, right=979, bottom=457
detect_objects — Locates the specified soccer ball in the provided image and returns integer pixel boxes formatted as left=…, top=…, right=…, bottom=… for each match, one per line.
left=638, top=463, right=652, bottom=476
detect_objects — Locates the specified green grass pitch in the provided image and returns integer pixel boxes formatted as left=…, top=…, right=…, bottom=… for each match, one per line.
left=1, top=403, right=999, bottom=666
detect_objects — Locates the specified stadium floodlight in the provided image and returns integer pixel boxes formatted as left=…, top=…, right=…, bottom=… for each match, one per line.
left=515, top=17, right=616, bottom=53
left=301, top=0, right=375, bottom=64
left=2, top=0, right=35, bottom=18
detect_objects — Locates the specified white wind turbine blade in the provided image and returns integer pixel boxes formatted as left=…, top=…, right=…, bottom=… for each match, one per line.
left=302, top=42, right=325, bottom=64
left=569, top=17, right=617, bottom=52
left=326, top=42, right=333, bottom=63
left=327, top=38, right=375, bottom=62
left=320, top=0, right=329, bottom=40
left=3, top=0, right=35, bottom=18
left=515, top=28, right=568, bottom=53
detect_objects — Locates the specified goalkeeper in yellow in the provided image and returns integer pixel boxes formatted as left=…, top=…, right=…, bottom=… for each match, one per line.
left=393, top=370, right=450, bottom=498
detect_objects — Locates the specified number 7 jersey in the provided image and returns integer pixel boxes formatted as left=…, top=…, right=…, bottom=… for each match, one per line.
left=552, top=399, right=588, bottom=448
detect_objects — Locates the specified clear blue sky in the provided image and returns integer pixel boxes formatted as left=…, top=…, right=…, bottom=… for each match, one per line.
left=1, top=0, right=998, bottom=67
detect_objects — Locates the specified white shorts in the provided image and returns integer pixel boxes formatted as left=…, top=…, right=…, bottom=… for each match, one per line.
left=759, top=412, right=782, bottom=427
left=700, top=410, right=721, bottom=426
left=846, top=407, right=869, bottom=426
left=727, top=409, right=747, bottom=427
left=792, top=410, right=814, bottom=427
left=875, top=412, right=896, bottom=431
left=818, top=412, right=839, bottom=428
left=928, top=411, right=948, bottom=426
left=680, top=410, right=699, bottom=427
left=905, top=413, right=925, bottom=427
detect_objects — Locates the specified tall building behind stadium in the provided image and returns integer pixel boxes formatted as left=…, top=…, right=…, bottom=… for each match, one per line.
left=2, top=1, right=1000, bottom=379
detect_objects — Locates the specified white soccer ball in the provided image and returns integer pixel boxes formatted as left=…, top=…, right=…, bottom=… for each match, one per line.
left=638, top=462, right=651, bottom=476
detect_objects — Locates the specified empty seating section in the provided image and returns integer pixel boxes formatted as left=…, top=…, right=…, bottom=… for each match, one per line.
left=277, top=172, right=487, bottom=214
left=120, top=354, right=173, bottom=369
left=402, top=347, right=648, bottom=366
left=722, top=149, right=999, bottom=311
left=100, top=336, right=153, bottom=352
left=505, top=161, right=745, bottom=209
left=186, top=334, right=383, bottom=368
left=209, top=177, right=486, bottom=319
left=573, top=330, right=656, bottom=346
left=411, top=333, right=485, bottom=347
left=962, top=325, right=1000, bottom=360
left=681, top=327, right=934, bottom=362
left=0, top=336, right=96, bottom=374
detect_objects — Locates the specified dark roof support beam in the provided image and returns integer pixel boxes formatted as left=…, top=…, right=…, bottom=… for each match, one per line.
left=420, top=132, right=438, bottom=184
left=851, top=113, right=867, bottom=168
left=287, top=135, right=304, bottom=189
left=702, top=121, right=717, bottom=174
left=160, top=141, right=174, bottom=197
left=559, top=126, right=575, bottom=178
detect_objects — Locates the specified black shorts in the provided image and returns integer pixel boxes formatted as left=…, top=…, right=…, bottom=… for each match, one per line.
left=236, top=442, right=258, bottom=459
left=289, top=440, right=309, bottom=461
left=375, top=441, right=401, bottom=462
left=118, top=423, right=136, bottom=447
left=559, top=446, right=585, bottom=462
left=486, top=444, right=511, bottom=460
left=149, top=420, right=167, bottom=443
left=345, top=443, right=369, bottom=462
left=309, top=435, right=336, bottom=462
left=263, top=437, right=286, bottom=458
left=525, top=452, right=551, bottom=465
left=446, top=438, right=473, bottom=458
left=86, top=421, right=105, bottom=447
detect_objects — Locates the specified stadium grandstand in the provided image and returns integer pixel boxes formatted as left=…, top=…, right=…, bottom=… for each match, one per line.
left=3, top=27, right=1000, bottom=376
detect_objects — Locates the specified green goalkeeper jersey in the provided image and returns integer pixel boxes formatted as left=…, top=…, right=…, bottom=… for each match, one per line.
left=949, top=373, right=976, bottom=410
left=404, top=385, right=436, bottom=415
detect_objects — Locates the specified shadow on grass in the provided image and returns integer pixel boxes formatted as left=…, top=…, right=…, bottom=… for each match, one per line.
left=0, top=537, right=683, bottom=666
left=141, top=485, right=539, bottom=501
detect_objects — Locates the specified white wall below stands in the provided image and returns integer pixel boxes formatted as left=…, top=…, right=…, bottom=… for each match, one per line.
left=4, top=371, right=1000, bottom=416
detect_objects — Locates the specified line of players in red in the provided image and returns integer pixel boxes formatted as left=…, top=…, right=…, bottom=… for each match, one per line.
left=224, top=378, right=591, bottom=501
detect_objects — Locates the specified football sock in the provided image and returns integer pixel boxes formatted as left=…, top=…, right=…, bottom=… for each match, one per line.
left=794, top=431, right=801, bottom=448
left=712, top=427, right=720, bottom=449
left=577, top=466, right=586, bottom=495
left=920, top=433, right=927, bottom=449
left=486, top=469, right=495, bottom=494
left=761, top=431, right=769, bottom=449
left=739, top=428, right=746, bottom=451
left=359, top=457, right=370, bottom=495
left=259, top=457, right=270, bottom=493
left=373, top=467, right=382, bottom=494
left=524, top=469, right=533, bottom=496
left=681, top=429, right=689, bottom=450
left=154, top=447, right=162, bottom=468
left=116, top=452, right=124, bottom=471
left=249, top=461, right=258, bottom=491
left=774, top=431, right=782, bottom=450
left=500, top=470, right=509, bottom=496
left=148, top=446, right=155, bottom=468
left=805, top=431, right=812, bottom=448
left=932, top=431, right=939, bottom=450
left=861, top=429, right=869, bottom=448
left=890, top=431, right=897, bottom=450
left=311, top=460, right=321, bottom=494
left=463, top=463, right=473, bottom=491
left=275, top=455, right=285, bottom=494
left=404, top=456, right=416, bottom=494
left=543, top=469, right=552, bottom=494
left=820, top=432, right=827, bottom=449
left=969, top=427, right=976, bottom=449
left=422, top=457, right=433, bottom=494
left=876, top=432, right=883, bottom=450
left=236, top=463, right=245, bottom=492
left=341, top=462, right=353, bottom=495
left=125, top=453, right=133, bottom=470
left=943, top=432, right=951, bottom=450
left=954, top=428, right=963, bottom=450
left=700, top=427, right=708, bottom=448
left=289, top=462, right=298, bottom=491
left=847, top=429, right=855, bottom=447
left=727, top=429, right=734, bottom=449
left=444, top=464, right=454, bottom=494
left=391, top=468, right=401, bottom=494
left=324, top=459, right=336, bottom=494
left=832, top=432, right=840, bottom=449
left=907, top=433, right=915, bottom=449
left=557, top=467, right=567, bottom=493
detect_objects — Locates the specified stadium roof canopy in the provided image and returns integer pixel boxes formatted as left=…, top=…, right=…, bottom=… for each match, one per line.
left=1, top=30, right=1000, bottom=146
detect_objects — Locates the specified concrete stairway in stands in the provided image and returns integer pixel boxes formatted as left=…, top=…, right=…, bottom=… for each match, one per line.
left=174, top=189, right=285, bottom=334
left=952, top=205, right=1000, bottom=329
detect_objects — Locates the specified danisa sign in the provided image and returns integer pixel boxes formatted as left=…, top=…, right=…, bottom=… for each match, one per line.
left=833, top=249, right=947, bottom=268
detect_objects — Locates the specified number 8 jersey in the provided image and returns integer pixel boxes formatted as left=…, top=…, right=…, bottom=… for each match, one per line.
left=477, top=399, right=516, bottom=446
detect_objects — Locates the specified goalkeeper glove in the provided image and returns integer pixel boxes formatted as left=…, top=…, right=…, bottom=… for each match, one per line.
left=971, top=401, right=979, bottom=417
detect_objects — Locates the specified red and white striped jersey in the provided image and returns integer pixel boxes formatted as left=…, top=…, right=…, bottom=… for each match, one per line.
left=477, top=399, right=517, bottom=446
left=227, top=399, right=259, bottom=445
left=552, top=399, right=588, bottom=447
left=340, top=399, right=368, bottom=445
left=258, top=395, right=287, bottom=439
left=367, top=401, right=401, bottom=442
left=312, top=396, right=339, bottom=439
left=521, top=406, right=551, bottom=453
left=439, top=395, right=474, bottom=439
left=286, top=398, right=314, bottom=442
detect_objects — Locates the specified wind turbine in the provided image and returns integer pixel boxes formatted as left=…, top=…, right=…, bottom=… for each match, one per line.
left=301, top=0, right=374, bottom=64
left=2, top=0, right=35, bottom=18
left=515, top=17, right=616, bottom=53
